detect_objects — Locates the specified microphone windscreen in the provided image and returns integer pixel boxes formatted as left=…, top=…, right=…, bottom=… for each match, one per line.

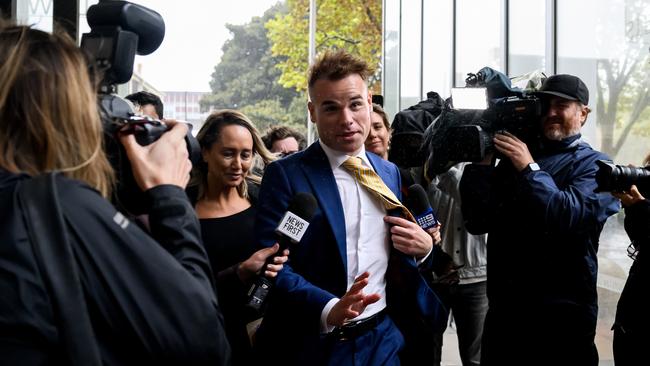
left=406, top=184, right=431, bottom=216
left=286, top=192, right=318, bottom=221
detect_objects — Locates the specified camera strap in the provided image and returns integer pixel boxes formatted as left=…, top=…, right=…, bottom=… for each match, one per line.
left=17, top=173, right=102, bottom=366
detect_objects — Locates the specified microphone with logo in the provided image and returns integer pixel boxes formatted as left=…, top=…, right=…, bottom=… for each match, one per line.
left=405, top=184, right=439, bottom=230
left=404, top=184, right=461, bottom=284
left=245, top=192, right=318, bottom=312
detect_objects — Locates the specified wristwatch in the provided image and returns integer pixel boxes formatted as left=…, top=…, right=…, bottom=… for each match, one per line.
left=521, top=162, right=540, bottom=175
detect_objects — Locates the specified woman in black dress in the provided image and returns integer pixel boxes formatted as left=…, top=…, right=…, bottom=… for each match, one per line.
left=192, top=110, right=287, bottom=365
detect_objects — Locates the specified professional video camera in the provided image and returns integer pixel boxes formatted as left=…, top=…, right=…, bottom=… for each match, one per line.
left=81, top=0, right=199, bottom=215
left=423, top=67, right=545, bottom=177
left=595, top=160, right=650, bottom=193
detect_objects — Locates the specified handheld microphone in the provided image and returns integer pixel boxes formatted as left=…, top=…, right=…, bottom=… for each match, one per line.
left=405, top=184, right=439, bottom=230
left=245, top=192, right=318, bottom=312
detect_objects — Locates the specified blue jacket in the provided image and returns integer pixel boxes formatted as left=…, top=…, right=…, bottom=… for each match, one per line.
left=460, top=135, right=620, bottom=325
left=253, top=142, right=447, bottom=365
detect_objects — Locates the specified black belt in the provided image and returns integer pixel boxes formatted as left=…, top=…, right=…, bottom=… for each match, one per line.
left=331, top=309, right=387, bottom=341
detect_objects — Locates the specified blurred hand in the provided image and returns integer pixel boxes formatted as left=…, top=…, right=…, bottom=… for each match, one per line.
left=327, top=272, right=381, bottom=327
left=237, top=243, right=289, bottom=282
left=612, top=185, right=646, bottom=207
left=493, top=131, right=534, bottom=171
left=384, top=215, right=433, bottom=257
left=428, top=224, right=442, bottom=246
left=119, top=121, right=191, bottom=190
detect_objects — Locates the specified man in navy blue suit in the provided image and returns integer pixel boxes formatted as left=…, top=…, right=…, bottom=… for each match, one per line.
left=253, top=50, right=446, bottom=365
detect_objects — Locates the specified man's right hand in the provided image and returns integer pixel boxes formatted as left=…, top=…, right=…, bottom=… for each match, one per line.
left=120, top=121, right=192, bottom=191
left=327, top=272, right=380, bottom=327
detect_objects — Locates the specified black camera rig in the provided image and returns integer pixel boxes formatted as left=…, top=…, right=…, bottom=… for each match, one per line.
left=81, top=0, right=199, bottom=215
left=423, top=67, right=544, bottom=177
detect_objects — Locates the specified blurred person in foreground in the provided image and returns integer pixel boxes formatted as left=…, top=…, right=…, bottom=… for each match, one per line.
left=0, top=25, right=230, bottom=364
left=459, top=74, right=620, bottom=365
left=125, top=90, right=164, bottom=119
left=191, top=110, right=287, bottom=365
left=262, top=125, right=307, bottom=158
left=610, top=153, right=650, bottom=366
left=253, top=49, right=447, bottom=366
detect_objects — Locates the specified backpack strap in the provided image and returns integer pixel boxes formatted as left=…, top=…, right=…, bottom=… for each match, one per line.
left=17, top=173, right=102, bottom=365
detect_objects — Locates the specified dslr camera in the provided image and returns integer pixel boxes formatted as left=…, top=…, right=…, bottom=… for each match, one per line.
left=81, top=0, right=199, bottom=214
left=595, top=160, right=650, bottom=193
left=424, top=67, right=544, bottom=176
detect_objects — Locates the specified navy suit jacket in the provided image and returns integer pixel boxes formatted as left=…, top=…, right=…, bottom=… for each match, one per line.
left=254, top=142, right=446, bottom=364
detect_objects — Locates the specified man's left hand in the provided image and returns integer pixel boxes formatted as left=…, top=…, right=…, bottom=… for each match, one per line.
left=383, top=216, right=434, bottom=257
left=493, top=131, right=534, bottom=171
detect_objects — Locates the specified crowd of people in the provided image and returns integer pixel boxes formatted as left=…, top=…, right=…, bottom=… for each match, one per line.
left=1, top=21, right=647, bottom=366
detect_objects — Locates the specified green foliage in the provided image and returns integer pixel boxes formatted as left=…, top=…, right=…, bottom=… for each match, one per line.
left=265, top=0, right=382, bottom=93
left=200, top=3, right=306, bottom=131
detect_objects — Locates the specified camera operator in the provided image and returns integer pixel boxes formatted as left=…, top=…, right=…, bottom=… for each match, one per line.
left=610, top=154, right=650, bottom=366
left=459, top=74, right=620, bottom=365
left=0, top=25, right=230, bottom=365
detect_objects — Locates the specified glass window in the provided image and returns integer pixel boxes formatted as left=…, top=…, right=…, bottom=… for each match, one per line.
left=422, top=0, right=453, bottom=99
left=400, top=0, right=422, bottom=109
left=15, top=0, right=54, bottom=32
left=455, top=0, right=503, bottom=86
left=383, top=0, right=401, bottom=119
left=559, top=1, right=650, bottom=362
left=508, top=0, right=546, bottom=77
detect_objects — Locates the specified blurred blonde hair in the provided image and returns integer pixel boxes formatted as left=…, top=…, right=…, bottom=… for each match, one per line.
left=192, top=109, right=275, bottom=200
left=0, top=25, right=113, bottom=196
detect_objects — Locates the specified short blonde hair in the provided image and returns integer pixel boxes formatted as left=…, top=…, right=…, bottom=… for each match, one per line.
left=308, top=49, right=373, bottom=100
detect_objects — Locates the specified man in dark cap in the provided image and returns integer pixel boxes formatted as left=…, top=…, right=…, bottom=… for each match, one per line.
left=459, top=74, right=620, bottom=365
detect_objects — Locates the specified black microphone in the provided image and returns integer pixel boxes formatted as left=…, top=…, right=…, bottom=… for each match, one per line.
left=405, top=184, right=439, bottom=230
left=405, top=184, right=462, bottom=283
left=245, top=192, right=318, bottom=312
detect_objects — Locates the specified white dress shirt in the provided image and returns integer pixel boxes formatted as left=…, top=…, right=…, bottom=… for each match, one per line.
left=319, top=141, right=389, bottom=332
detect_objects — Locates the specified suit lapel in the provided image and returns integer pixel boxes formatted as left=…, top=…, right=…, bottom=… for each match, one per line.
left=366, top=151, right=399, bottom=198
left=300, top=143, right=348, bottom=271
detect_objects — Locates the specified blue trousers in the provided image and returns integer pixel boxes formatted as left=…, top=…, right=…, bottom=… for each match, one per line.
left=326, top=315, right=404, bottom=366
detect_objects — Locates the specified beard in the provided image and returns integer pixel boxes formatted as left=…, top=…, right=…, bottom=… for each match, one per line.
left=542, top=120, right=581, bottom=141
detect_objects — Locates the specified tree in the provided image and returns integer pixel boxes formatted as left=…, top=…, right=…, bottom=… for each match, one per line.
left=265, top=0, right=382, bottom=94
left=200, top=3, right=306, bottom=133
left=596, top=0, right=650, bottom=158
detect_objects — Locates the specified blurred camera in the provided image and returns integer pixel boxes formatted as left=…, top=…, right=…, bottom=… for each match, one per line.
left=595, top=160, right=650, bottom=193
left=81, top=0, right=199, bottom=215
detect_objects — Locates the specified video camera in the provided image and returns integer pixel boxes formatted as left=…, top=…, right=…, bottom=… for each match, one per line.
left=423, top=67, right=545, bottom=177
left=81, top=0, right=199, bottom=215
left=595, top=160, right=650, bottom=193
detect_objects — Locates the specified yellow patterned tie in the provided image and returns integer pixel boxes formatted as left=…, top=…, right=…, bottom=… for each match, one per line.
left=341, top=156, right=415, bottom=222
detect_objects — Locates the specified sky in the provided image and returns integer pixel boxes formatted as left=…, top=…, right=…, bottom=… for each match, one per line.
left=128, top=0, right=282, bottom=92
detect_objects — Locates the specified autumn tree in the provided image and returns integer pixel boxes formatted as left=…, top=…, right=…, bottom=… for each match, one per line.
left=265, top=0, right=382, bottom=94
left=596, top=0, right=650, bottom=158
left=200, top=3, right=306, bottom=133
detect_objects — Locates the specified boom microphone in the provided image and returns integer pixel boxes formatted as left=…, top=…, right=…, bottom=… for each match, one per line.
left=245, top=192, right=318, bottom=312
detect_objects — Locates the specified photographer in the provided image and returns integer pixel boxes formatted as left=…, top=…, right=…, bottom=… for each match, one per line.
left=610, top=154, right=650, bottom=366
left=459, top=74, right=620, bottom=365
left=0, top=25, right=230, bottom=365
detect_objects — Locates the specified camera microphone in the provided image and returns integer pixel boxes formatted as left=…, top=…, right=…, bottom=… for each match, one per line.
left=245, top=192, right=318, bottom=312
left=405, top=184, right=439, bottom=230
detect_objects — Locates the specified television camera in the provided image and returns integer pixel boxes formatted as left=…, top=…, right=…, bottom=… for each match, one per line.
left=81, top=0, right=199, bottom=214
left=423, top=67, right=545, bottom=177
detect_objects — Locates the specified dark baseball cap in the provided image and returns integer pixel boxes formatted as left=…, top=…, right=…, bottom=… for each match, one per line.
left=536, top=74, right=589, bottom=105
